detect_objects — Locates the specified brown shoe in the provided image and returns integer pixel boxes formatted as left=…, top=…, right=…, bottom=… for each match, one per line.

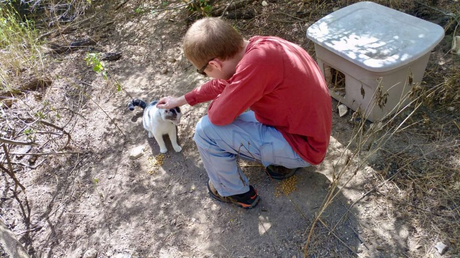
left=207, top=180, right=260, bottom=209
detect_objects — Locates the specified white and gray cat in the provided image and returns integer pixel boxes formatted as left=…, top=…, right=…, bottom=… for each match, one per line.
left=128, top=99, right=182, bottom=153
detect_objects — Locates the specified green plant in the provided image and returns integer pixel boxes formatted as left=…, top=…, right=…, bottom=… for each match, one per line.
left=85, top=52, right=107, bottom=80
left=23, top=128, right=33, bottom=135
left=185, top=0, right=212, bottom=17
left=134, top=5, right=146, bottom=14
left=115, top=80, right=122, bottom=92
left=23, top=128, right=35, bottom=141
left=84, top=54, right=131, bottom=97
left=35, top=111, right=46, bottom=119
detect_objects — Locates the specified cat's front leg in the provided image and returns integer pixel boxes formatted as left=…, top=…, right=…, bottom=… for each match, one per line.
left=153, top=131, right=168, bottom=153
left=168, top=127, right=182, bottom=153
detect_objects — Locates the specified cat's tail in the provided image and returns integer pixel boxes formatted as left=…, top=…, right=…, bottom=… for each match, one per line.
left=127, top=99, right=147, bottom=111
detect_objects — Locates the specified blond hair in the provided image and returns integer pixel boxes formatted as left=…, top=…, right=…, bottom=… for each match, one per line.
left=183, top=17, right=244, bottom=68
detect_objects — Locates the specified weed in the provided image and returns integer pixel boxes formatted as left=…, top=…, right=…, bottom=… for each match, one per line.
left=439, top=69, right=460, bottom=105
left=23, top=128, right=34, bottom=136
left=85, top=52, right=107, bottom=80
left=115, top=80, right=122, bottom=92
left=0, top=3, right=43, bottom=92
left=84, top=53, right=133, bottom=99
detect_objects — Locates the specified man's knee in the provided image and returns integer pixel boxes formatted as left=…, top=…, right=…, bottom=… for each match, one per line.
left=194, top=115, right=213, bottom=141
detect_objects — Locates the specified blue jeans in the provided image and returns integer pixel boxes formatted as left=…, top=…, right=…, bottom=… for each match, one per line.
left=193, top=111, right=311, bottom=197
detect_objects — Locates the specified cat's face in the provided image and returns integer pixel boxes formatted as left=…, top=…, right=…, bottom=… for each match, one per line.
left=160, top=107, right=181, bottom=125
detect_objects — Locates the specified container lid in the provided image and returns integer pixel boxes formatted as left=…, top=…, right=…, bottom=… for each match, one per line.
left=306, top=1, right=445, bottom=72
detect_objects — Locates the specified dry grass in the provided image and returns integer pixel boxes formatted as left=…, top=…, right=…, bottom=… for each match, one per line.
left=303, top=83, right=459, bottom=256
left=296, top=0, right=460, bottom=255
left=0, top=4, right=43, bottom=93
left=0, top=0, right=93, bottom=95
left=304, top=52, right=460, bottom=258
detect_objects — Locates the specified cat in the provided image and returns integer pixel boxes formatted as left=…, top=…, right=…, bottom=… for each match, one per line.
left=128, top=99, right=182, bottom=153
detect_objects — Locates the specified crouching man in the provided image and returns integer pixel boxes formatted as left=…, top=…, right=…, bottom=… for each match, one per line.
left=157, top=17, right=332, bottom=209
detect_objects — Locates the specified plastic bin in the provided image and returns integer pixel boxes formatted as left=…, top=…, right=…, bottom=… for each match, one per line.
left=306, top=1, right=444, bottom=121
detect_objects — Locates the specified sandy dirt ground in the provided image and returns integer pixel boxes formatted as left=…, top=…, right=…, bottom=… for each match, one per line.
left=1, top=0, right=459, bottom=257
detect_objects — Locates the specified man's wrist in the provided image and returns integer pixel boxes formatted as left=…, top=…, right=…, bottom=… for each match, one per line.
left=177, top=95, right=188, bottom=106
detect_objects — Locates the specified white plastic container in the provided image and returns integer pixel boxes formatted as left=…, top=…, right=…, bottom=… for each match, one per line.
left=307, top=1, right=444, bottom=121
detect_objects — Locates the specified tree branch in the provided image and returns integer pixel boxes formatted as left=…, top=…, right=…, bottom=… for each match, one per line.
left=0, top=137, right=37, bottom=146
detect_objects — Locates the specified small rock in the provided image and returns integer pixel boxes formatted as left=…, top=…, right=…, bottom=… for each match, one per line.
left=334, top=90, right=346, bottom=96
left=101, top=52, right=122, bottom=61
left=262, top=1, right=268, bottom=7
left=435, top=242, right=448, bottom=255
left=28, top=155, right=38, bottom=164
left=447, top=106, right=455, bottom=112
left=69, top=38, right=96, bottom=48
left=83, top=248, right=98, bottom=258
left=129, top=146, right=144, bottom=159
left=14, top=145, right=32, bottom=160
left=338, top=104, right=348, bottom=117
left=369, top=121, right=383, bottom=131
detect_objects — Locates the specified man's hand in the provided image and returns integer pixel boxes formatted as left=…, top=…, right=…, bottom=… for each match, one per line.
left=156, top=96, right=187, bottom=109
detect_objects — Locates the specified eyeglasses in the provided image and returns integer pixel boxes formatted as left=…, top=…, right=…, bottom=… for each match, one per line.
left=196, top=58, right=215, bottom=76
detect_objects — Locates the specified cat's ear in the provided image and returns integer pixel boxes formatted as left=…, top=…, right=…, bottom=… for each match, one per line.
left=128, top=101, right=134, bottom=111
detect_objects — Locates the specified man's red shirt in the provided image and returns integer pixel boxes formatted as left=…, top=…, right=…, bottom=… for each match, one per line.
left=185, top=36, right=332, bottom=165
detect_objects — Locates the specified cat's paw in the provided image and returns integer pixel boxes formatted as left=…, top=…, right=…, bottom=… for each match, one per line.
left=160, top=148, right=168, bottom=153
left=173, top=145, right=182, bottom=152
